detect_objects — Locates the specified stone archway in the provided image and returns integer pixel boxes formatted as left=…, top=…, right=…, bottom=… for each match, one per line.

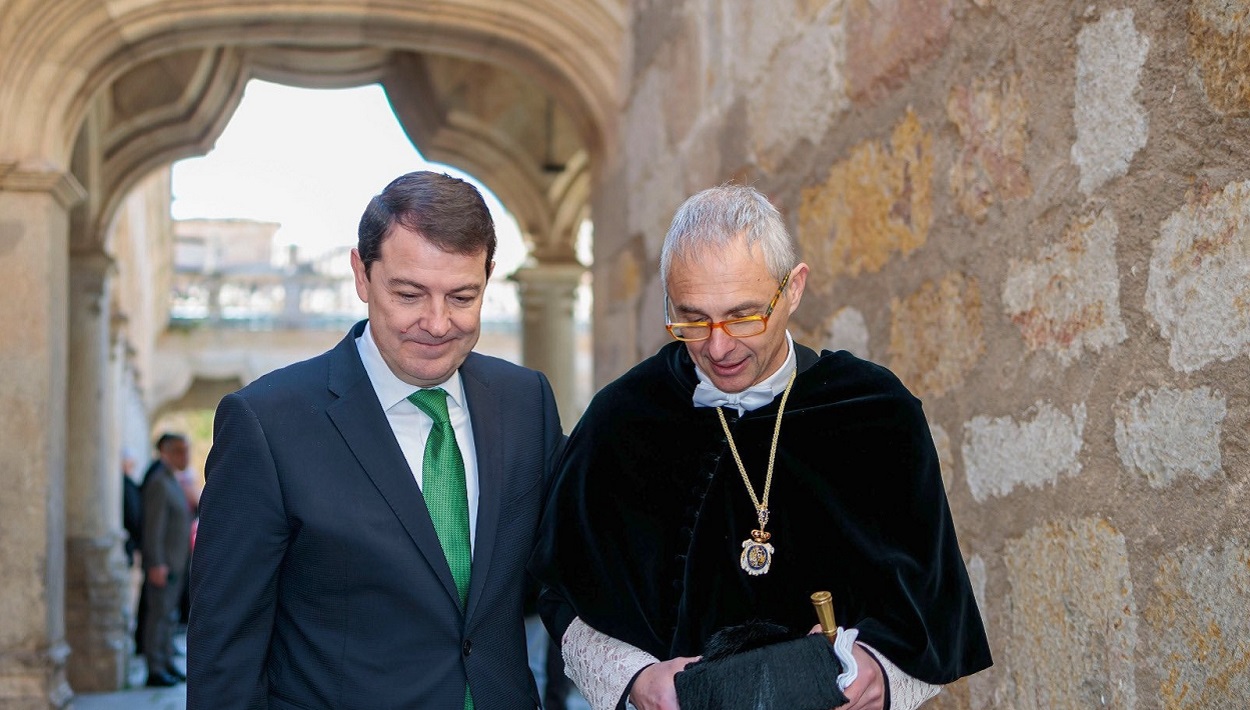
left=0, top=3, right=622, bottom=706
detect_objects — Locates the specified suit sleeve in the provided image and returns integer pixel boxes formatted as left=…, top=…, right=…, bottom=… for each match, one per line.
left=187, top=392, right=290, bottom=710
left=141, top=473, right=168, bottom=570
left=535, top=369, right=566, bottom=485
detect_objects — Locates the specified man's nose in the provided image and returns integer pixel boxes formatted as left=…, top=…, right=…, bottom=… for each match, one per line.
left=417, top=300, right=452, bottom=336
left=706, top=326, right=736, bottom=359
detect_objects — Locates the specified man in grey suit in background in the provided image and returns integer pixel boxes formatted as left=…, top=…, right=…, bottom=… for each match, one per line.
left=141, top=432, right=192, bottom=688
left=187, top=171, right=564, bottom=709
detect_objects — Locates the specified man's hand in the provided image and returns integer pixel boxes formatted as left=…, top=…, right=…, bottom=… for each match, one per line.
left=628, top=655, right=700, bottom=710
left=147, top=564, right=169, bottom=587
left=836, top=643, right=884, bottom=710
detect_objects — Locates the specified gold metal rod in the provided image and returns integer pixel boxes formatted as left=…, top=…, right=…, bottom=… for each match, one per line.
left=810, top=591, right=838, bottom=642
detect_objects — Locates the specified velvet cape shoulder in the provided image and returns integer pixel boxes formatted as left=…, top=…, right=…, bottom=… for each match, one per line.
left=530, top=341, right=991, bottom=684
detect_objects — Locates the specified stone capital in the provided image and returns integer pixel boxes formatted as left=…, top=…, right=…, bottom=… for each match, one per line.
left=0, top=162, right=87, bottom=209
left=510, top=260, right=586, bottom=289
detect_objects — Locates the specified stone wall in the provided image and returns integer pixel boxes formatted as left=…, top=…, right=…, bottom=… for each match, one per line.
left=598, top=1, right=1250, bottom=706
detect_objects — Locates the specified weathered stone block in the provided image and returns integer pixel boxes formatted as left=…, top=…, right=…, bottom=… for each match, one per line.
left=799, top=109, right=933, bottom=290
left=1145, top=542, right=1250, bottom=708
left=1114, top=386, right=1226, bottom=488
left=1002, top=209, right=1127, bottom=365
left=624, top=67, right=669, bottom=194
left=606, top=243, right=643, bottom=304
left=967, top=553, right=987, bottom=620
left=947, top=73, right=1032, bottom=221
left=962, top=401, right=1086, bottom=502
left=888, top=271, right=984, bottom=398
left=1188, top=0, right=1250, bottom=116
left=631, top=0, right=682, bottom=74
left=821, top=305, right=870, bottom=359
left=728, top=1, right=829, bottom=86
left=1146, top=179, right=1250, bottom=372
left=929, top=421, right=954, bottom=492
left=845, top=0, right=953, bottom=103
left=748, top=18, right=848, bottom=173
left=1071, top=8, right=1150, bottom=195
left=1003, top=518, right=1138, bottom=708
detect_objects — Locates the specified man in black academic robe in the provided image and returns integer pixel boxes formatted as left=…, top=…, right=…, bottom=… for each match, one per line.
left=531, top=185, right=991, bottom=710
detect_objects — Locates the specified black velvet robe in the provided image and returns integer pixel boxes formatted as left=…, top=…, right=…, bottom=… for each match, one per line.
left=531, top=341, right=992, bottom=684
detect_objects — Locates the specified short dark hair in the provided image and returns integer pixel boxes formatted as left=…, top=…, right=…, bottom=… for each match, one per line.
left=357, top=171, right=496, bottom=277
left=154, top=432, right=187, bottom=452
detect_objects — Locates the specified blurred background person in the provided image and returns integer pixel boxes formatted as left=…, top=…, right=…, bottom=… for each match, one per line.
left=141, top=432, right=192, bottom=687
left=121, top=451, right=143, bottom=569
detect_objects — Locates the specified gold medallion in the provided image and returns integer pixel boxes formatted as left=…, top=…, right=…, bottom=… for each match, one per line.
left=740, top=529, right=774, bottom=575
left=717, top=370, right=796, bottom=578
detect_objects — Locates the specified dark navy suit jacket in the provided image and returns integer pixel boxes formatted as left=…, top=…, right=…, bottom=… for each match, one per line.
left=187, top=320, right=563, bottom=709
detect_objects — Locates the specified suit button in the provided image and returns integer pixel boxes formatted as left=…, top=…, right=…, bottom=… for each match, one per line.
left=462, top=639, right=472, bottom=657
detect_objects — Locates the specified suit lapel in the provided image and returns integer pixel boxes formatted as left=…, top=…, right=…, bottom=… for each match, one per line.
left=324, top=324, right=464, bottom=610
left=460, top=354, right=502, bottom=624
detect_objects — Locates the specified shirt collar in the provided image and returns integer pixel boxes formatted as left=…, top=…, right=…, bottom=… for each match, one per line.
left=692, top=331, right=796, bottom=414
left=356, top=321, right=467, bottom=412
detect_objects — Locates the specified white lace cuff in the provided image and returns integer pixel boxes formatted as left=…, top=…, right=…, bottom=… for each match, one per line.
left=561, top=616, right=659, bottom=710
left=858, top=642, right=942, bottom=710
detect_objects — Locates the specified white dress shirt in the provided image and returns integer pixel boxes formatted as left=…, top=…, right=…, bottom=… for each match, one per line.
left=355, top=323, right=480, bottom=552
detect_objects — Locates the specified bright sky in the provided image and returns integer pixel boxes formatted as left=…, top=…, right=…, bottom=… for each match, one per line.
left=170, top=79, right=527, bottom=274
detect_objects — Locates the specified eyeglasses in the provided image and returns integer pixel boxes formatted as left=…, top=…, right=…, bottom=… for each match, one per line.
left=665, top=272, right=791, bottom=342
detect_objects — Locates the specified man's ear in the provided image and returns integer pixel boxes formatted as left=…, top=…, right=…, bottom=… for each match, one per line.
left=785, top=263, right=810, bottom=315
left=486, top=259, right=496, bottom=280
left=350, top=248, right=370, bottom=303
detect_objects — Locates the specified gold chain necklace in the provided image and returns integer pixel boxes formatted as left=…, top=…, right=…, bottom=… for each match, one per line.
left=715, top=368, right=797, bottom=576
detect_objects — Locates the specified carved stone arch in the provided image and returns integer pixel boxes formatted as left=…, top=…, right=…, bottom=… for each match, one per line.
left=383, top=51, right=592, bottom=265
left=383, top=53, right=550, bottom=246
left=248, top=45, right=392, bottom=89
left=82, top=47, right=250, bottom=251
left=150, top=375, right=245, bottom=424
left=544, top=150, right=592, bottom=263
left=0, top=1, right=622, bottom=176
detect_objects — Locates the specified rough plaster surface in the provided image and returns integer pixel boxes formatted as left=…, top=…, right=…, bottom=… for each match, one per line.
left=1003, top=518, right=1139, bottom=708
left=844, top=0, right=953, bottom=103
left=1145, top=542, right=1250, bottom=707
left=823, top=305, right=870, bottom=359
left=729, top=1, right=811, bottom=86
left=1002, top=210, right=1127, bottom=365
left=1188, top=0, right=1250, bottom=116
left=962, top=401, right=1086, bottom=502
left=799, top=110, right=933, bottom=289
left=1114, top=386, right=1226, bottom=488
left=748, top=15, right=848, bottom=172
left=888, top=271, right=984, bottom=399
left=1146, top=179, right=1250, bottom=373
left=947, top=73, right=1032, bottom=221
left=607, top=246, right=643, bottom=304
left=1071, top=8, right=1150, bottom=195
left=967, top=553, right=987, bottom=621
left=929, top=421, right=953, bottom=492
left=624, top=66, right=683, bottom=258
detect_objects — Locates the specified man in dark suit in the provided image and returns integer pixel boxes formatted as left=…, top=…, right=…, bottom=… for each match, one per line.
left=141, top=432, right=192, bottom=688
left=187, top=172, right=564, bottom=709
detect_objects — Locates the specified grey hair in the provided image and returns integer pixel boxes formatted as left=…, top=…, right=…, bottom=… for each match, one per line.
left=659, top=184, right=797, bottom=291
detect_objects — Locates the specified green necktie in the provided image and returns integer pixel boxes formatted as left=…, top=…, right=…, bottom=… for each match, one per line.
left=408, top=388, right=475, bottom=710
left=408, top=388, right=472, bottom=608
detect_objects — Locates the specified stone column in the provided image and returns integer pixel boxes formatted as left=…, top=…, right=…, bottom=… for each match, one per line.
left=511, top=261, right=585, bottom=427
left=0, top=166, right=83, bottom=709
left=64, top=251, right=129, bottom=691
